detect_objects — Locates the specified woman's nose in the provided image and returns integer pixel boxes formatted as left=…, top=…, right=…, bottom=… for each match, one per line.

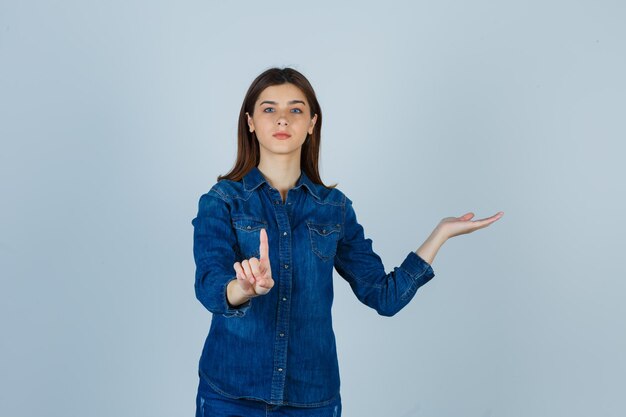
left=276, top=113, right=289, bottom=125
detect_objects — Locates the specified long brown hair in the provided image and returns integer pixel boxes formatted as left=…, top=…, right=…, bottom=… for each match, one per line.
left=217, top=67, right=337, bottom=189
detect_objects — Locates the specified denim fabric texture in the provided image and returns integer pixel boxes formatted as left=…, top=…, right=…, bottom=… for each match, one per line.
left=192, top=166, right=435, bottom=407
left=196, top=371, right=342, bottom=416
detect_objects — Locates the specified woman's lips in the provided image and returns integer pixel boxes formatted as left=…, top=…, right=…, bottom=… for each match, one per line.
left=273, top=132, right=291, bottom=139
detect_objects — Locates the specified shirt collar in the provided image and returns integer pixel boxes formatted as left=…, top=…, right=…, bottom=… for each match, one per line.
left=243, top=166, right=320, bottom=200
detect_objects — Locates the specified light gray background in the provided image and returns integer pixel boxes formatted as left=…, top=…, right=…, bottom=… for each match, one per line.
left=1, top=1, right=624, bottom=416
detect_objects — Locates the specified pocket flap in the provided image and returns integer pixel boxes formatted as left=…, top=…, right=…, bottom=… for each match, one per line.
left=232, top=217, right=268, bottom=232
left=306, top=222, right=341, bottom=237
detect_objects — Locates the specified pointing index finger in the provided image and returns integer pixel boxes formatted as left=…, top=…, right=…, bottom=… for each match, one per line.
left=259, top=228, right=269, bottom=261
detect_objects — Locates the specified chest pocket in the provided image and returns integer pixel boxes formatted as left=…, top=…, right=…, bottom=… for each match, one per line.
left=232, top=217, right=268, bottom=260
left=306, top=221, right=341, bottom=262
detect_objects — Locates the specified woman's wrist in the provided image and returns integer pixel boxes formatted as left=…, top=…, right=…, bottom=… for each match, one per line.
left=226, top=279, right=252, bottom=307
left=415, top=228, right=447, bottom=266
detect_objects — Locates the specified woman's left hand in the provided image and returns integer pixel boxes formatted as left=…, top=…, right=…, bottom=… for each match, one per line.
left=416, top=211, right=504, bottom=266
left=436, top=211, right=504, bottom=240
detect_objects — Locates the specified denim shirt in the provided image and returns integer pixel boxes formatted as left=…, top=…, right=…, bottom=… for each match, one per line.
left=191, top=166, right=435, bottom=407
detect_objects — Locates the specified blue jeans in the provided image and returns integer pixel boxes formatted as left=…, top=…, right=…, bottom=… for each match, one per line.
left=195, top=375, right=342, bottom=417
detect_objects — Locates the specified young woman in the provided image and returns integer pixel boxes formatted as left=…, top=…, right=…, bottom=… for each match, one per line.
left=191, top=67, right=503, bottom=416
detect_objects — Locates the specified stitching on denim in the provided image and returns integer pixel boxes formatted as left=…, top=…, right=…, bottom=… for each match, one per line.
left=399, top=277, right=417, bottom=301
left=212, top=182, right=256, bottom=202
left=311, top=198, right=343, bottom=207
left=306, top=221, right=341, bottom=233
left=278, top=393, right=340, bottom=408
left=230, top=192, right=255, bottom=202
left=209, top=187, right=230, bottom=203
left=306, top=222, right=340, bottom=261
left=399, top=267, right=429, bottom=300
left=400, top=262, right=428, bottom=280
left=232, top=217, right=268, bottom=231
left=231, top=216, right=266, bottom=259
left=201, top=372, right=340, bottom=407
left=216, top=179, right=345, bottom=206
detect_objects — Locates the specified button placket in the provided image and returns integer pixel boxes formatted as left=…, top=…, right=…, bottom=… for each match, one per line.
left=265, top=184, right=292, bottom=402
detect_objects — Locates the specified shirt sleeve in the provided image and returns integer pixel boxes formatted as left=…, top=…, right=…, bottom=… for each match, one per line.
left=333, top=195, right=435, bottom=317
left=192, top=188, right=251, bottom=318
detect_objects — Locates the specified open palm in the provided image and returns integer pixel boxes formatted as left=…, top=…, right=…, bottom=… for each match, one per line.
left=438, top=211, right=504, bottom=239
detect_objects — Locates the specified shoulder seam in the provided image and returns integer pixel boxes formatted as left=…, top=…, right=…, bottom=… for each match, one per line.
left=208, top=186, right=230, bottom=203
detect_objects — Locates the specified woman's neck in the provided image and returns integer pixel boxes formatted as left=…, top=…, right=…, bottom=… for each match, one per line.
left=257, top=158, right=301, bottom=201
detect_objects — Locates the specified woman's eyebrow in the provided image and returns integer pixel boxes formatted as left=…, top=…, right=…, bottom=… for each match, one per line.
left=259, top=100, right=306, bottom=106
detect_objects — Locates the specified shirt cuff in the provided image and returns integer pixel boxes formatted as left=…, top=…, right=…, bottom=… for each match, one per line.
left=400, top=251, right=436, bottom=287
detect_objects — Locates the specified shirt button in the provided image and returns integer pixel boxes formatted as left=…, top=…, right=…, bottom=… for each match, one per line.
left=322, top=229, right=326, bottom=233
left=246, top=226, right=251, bottom=230
left=284, top=264, right=289, bottom=269
left=283, top=232, right=287, bottom=236
left=282, top=297, right=287, bottom=301
left=278, top=368, right=283, bottom=372
left=279, top=333, right=285, bottom=337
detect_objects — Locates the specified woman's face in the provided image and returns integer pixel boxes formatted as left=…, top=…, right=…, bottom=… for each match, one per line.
left=246, top=83, right=317, bottom=159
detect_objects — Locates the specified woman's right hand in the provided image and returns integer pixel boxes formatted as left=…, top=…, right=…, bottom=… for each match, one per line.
left=233, top=228, right=274, bottom=298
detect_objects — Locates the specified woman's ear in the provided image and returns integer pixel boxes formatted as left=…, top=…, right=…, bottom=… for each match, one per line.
left=308, top=113, right=318, bottom=134
left=246, top=112, right=254, bottom=132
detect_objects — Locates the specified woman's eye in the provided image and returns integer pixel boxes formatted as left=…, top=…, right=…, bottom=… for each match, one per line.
left=262, top=108, right=303, bottom=113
